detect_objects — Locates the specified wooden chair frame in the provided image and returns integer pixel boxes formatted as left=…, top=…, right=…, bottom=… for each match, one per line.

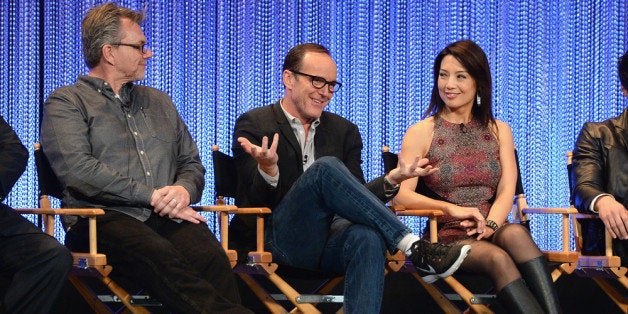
left=211, top=145, right=345, bottom=314
left=382, top=146, right=580, bottom=314
left=16, top=143, right=152, bottom=314
left=563, top=151, right=627, bottom=312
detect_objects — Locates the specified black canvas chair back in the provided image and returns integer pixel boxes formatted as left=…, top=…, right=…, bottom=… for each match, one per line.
left=514, top=149, right=531, bottom=230
left=212, top=147, right=239, bottom=199
left=34, top=143, right=64, bottom=199
left=382, top=147, right=399, bottom=174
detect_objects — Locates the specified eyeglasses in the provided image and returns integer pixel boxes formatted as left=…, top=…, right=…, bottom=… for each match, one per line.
left=289, top=69, right=342, bottom=93
left=111, top=42, right=149, bottom=54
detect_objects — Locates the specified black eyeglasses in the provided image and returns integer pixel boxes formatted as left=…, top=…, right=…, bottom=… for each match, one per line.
left=111, top=42, right=149, bottom=54
left=289, top=69, right=342, bottom=93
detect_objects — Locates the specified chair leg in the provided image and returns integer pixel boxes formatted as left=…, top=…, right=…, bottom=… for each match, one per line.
left=496, top=278, right=543, bottom=314
left=518, top=256, right=562, bottom=314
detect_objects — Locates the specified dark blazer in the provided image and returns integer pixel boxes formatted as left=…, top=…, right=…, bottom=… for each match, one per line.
left=572, top=106, right=627, bottom=258
left=0, top=115, right=31, bottom=237
left=229, top=101, right=389, bottom=252
left=0, top=115, right=28, bottom=202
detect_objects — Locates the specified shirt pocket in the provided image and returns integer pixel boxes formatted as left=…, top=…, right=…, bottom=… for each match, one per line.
left=142, top=109, right=177, bottom=143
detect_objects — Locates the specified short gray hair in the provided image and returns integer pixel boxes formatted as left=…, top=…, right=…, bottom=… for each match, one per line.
left=81, top=2, right=145, bottom=69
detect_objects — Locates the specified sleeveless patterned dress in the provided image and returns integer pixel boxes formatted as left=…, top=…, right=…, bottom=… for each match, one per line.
left=420, top=116, right=502, bottom=243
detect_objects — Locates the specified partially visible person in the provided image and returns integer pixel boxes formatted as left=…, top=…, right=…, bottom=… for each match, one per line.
left=230, top=42, right=475, bottom=314
left=0, top=115, right=72, bottom=313
left=41, top=3, right=250, bottom=313
left=572, top=49, right=628, bottom=266
left=394, top=40, right=561, bottom=313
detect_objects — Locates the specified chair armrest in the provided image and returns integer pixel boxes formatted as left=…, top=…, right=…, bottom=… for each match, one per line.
left=193, top=205, right=273, bottom=265
left=192, top=205, right=238, bottom=214
left=15, top=208, right=105, bottom=216
left=396, top=208, right=445, bottom=218
left=394, top=206, right=444, bottom=243
left=523, top=206, right=577, bottom=258
left=522, top=207, right=578, bottom=215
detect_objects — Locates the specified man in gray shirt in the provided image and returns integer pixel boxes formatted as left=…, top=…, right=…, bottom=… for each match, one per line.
left=41, top=3, right=250, bottom=313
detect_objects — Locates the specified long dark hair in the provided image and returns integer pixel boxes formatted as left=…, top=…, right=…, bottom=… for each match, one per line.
left=424, top=40, right=494, bottom=127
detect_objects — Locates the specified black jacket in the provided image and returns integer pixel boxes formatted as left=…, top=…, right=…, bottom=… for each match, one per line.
left=0, top=115, right=28, bottom=202
left=572, top=106, right=627, bottom=259
left=229, top=101, right=391, bottom=254
left=572, top=106, right=627, bottom=212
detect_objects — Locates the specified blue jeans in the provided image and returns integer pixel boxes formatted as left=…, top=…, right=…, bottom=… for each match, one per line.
left=265, top=157, right=412, bottom=314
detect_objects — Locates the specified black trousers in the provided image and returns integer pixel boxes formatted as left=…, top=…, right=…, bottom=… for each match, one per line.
left=0, top=203, right=72, bottom=314
left=580, top=218, right=628, bottom=266
left=66, top=210, right=251, bottom=314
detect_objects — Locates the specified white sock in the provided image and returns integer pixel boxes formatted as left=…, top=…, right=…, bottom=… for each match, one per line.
left=397, top=234, right=421, bottom=255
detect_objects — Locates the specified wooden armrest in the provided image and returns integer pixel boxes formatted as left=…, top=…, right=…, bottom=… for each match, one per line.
left=574, top=213, right=600, bottom=219
left=196, top=205, right=272, bottom=265
left=396, top=208, right=444, bottom=218
left=192, top=205, right=238, bottom=213
left=522, top=207, right=577, bottom=215
left=192, top=205, right=271, bottom=215
left=394, top=206, right=443, bottom=243
left=15, top=208, right=105, bottom=216
left=232, top=207, right=272, bottom=215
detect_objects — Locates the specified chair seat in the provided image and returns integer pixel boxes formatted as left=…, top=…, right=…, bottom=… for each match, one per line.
left=578, top=255, right=623, bottom=268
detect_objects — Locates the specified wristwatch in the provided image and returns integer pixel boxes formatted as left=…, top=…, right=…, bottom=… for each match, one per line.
left=383, top=176, right=400, bottom=192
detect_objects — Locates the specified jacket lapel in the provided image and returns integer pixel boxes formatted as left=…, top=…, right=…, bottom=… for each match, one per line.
left=271, top=102, right=303, bottom=169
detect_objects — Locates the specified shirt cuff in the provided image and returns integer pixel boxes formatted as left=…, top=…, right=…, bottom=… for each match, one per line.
left=589, top=193, right=614, bottom=214
left=258, top=165, right=279, bottom=188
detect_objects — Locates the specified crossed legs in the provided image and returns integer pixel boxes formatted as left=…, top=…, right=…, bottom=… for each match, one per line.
left=265, top=157, right=413, bottom=314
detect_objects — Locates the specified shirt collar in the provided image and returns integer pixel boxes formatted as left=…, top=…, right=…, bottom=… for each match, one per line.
left=78, top=75, right=134, bottom=103
left=279, top=99, right=321, bottom=129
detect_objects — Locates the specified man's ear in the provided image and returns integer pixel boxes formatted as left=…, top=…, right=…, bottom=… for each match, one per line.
left=282, top=70, right=294, bottom=90
left=101, top=44, right=115, bottom=65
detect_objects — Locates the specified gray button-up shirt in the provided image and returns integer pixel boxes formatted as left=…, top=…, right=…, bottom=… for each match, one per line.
left=41, top=75, right=205, bottom=224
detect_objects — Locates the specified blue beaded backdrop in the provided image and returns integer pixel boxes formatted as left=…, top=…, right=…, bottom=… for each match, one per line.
left=0, top=0, right=626, bottom=250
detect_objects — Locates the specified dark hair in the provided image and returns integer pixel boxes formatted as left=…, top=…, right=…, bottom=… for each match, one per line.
left=81, top=2, right=145, bottom=69
left=619, top=50, right=628, bottom=90
left=424, top=40, right=494, bottom=126
left=282, top=43, right=331, bottom=72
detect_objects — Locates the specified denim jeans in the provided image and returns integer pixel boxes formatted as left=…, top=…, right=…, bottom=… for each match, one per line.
left=66, top=210, right=252, bottom=314
left=0, top=204, right=73, bottom=314
left=265, top=157, right=412, bottom=314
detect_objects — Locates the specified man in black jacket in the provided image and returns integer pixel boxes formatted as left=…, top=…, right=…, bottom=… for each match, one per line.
left=230, top=43, right=482, bottom=314
left=0, top=115, right=72, bottom=313
left=572, top=50, right=628, bottom=265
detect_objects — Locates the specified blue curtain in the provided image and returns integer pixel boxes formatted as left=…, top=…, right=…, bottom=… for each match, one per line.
left=1, top=0, right=626, bottom=250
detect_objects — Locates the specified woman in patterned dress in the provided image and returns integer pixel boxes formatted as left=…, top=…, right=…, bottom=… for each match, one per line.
left=394, top=40, right=561, bottom=314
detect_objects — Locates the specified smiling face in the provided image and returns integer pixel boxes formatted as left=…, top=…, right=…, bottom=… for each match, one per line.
left=110, top=18, right=152, bottom=82
left=437, top=55, right=477, bottom=112
left=282, top=51, right=337, bottom=124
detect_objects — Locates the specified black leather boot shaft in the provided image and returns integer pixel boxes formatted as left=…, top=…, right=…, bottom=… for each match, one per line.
left=497, top=278, right=544, bottom=314
left=519, top=256, right=563, bottom=314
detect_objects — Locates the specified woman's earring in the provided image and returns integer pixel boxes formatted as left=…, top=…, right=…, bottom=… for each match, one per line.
left=476, top=95, right=481, bottom=107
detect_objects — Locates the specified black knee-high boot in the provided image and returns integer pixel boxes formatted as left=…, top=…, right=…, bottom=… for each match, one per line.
left=518, top=256, right=562, bottom=314
left=497, top=278, right=544, bottom=313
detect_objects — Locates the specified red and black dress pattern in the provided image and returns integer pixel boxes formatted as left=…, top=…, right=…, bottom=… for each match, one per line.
left=420, top=116, right=501, bottom=243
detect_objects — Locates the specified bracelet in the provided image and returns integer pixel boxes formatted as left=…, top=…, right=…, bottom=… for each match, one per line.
left=486, top=219, right=499, bottom=231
